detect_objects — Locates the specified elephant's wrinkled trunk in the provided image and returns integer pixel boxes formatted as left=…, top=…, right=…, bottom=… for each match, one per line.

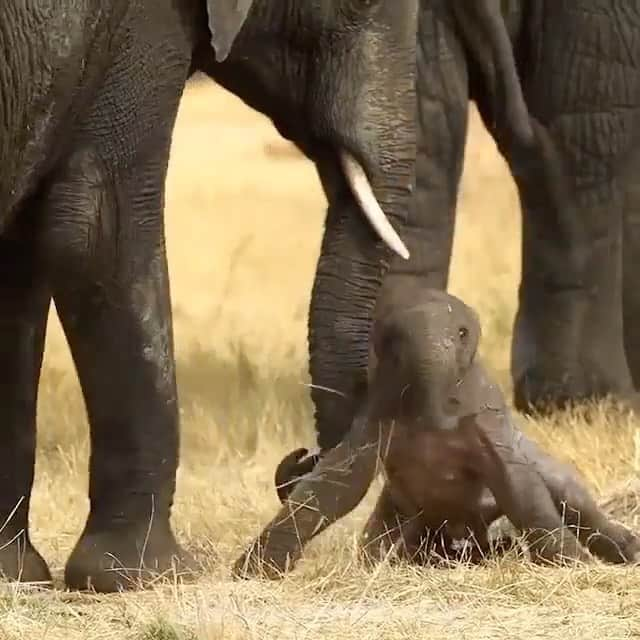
left=411, top=357, right=460, bottom=431
left=277, top=409, right=387, bottom=525
left=290, top=1, right=419, bottom=453
left=309, top=151, right=416, bottom=452
left=308, top=37, right=418, bottom=451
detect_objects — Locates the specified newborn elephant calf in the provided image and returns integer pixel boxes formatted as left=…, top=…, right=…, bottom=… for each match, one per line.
left=233, top=287, right=640, bottom=578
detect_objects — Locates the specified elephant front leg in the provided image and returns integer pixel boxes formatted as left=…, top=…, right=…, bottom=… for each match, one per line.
left=40, top=149, right=195, bottom=592
left=509, top=3, right=640, bottom=413
left=513, top=178, right=634, bottom=412
left=0, top=225, right=52, bottom=584
left=532, top=446, right=640, bottom=565
left=469, top=412, right=589, bottom=564
left=359, top=485, right=404, bottom=563
left=233, top=412, right=385, bottom=579
left=359, top=485, right=424, bottom=564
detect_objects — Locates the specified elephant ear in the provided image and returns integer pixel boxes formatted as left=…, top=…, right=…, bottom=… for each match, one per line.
left=207, top=0, right=254, bottom=62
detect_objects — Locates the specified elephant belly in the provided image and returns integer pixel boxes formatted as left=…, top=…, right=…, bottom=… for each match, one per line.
left=385, top=427, right=486, bottom=523
left=0, top=1, right=113, bottom=229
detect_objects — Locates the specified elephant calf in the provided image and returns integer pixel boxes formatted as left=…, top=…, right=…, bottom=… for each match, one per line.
left=233, top=288, right=640, bottom=578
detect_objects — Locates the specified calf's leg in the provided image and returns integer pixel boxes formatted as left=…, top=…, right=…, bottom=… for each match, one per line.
left=532, top=448, right=640, bottom=564
left=233, top=414, right=388, bottom=579
left=359, top=485, right=423, bottom=563
left=471, top=413, right=589, bottom=564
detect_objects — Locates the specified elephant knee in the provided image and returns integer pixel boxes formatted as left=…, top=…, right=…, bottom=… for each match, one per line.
left=39, top=151, right=113, bottom=280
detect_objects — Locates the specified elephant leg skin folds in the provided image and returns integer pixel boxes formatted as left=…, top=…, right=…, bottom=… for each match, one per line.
left=41, top=145, right=196, bottom=592
left=0, top=227, right=52, bottom=585
left=510, top=2, right=640, bottom=413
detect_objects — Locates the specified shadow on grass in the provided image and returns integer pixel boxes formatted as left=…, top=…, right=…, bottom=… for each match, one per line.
left=135, top=620, right=197, bottom=640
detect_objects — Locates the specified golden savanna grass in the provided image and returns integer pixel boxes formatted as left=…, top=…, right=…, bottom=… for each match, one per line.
left=2, top=79, right=640, bottom=639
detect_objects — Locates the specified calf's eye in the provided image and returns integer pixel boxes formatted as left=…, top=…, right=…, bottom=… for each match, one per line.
left=458, top=326, right=468, bottom=341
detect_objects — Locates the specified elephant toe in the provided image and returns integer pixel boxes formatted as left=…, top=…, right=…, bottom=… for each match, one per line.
left=0, top=536, right=52, bottom=586
left=617, top=392, right=640, bottom=416
left=621, top=534, right=640, bottom=565
left=232, top=542, right=296, bottom=581
left=64, top=522, right=198, bottom=592
left=513, top=367, right=637, bottom=416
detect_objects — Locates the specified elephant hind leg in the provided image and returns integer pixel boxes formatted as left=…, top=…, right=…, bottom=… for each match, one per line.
left=505, top=2, right=640, bottom=414
left=0, top=218, right=52, bottom=584
left=538, top=457, right=640, bottom=564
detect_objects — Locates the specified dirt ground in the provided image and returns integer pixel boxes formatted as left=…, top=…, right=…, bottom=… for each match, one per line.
left=2, top=79, right=640, bottom=640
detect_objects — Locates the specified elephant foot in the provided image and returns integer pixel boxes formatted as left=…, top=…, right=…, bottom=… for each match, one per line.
left=64, top=521, right=198, bottom=592
left=513, top=368, right=639, bottom=416
left=589, top=529, right=640, bottom=566
left=623, top=538, right=640, bottom=565
left=232, top=537, right=300, bottom=581
left=0, top=532, right=52, bottom=585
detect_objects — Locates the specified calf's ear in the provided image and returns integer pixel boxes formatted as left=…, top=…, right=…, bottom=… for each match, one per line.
left=207, top=0, right=254, bottom=62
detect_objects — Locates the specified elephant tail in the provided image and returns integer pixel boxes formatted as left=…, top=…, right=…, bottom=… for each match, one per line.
left=453, top=0, right=534, bottom=148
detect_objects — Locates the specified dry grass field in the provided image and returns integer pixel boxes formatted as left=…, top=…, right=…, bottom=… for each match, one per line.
left=2, top=78, right=640, bottom=639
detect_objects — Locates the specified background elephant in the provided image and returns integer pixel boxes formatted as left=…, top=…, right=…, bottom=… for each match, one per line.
left=504, top=3, right=640, bottom=414
left=0, top=0, right=421, bottom=592
left=381, top=1, right=640, bottom=420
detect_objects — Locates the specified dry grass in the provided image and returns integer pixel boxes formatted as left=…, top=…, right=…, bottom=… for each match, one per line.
left=2, top=79, right=640, bottom=639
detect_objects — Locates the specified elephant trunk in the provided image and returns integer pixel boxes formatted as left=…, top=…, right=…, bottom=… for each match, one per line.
left=275, top=411, right=386, bottom=523
left=308, top=18, right=418, bottom=451
left=309, top=149, right=416, bottom=452
left=411, top=356, right=460, bottom=431
left=274, top=447, right=319, bottom=504
left=369, top=345, right=459, bottom=433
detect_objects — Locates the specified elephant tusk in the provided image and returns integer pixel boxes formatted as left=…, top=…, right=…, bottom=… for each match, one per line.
left=340, top=151, right=410, bottom=260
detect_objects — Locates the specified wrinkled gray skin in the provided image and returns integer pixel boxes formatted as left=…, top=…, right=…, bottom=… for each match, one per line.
left=397, top=1, right=640, bottom=417
left=0, top=0, right=421, bottom=593
left=309, top=0, right=539, bottom=457
left=0, top=1, right=535, bottom=593
left=307, top=0, right=534, bottom=455
left=233, top=288, right=640, bottom=578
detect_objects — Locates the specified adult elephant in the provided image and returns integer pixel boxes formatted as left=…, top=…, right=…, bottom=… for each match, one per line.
left=388, top=1, right=640, bottom=418
left=0, top=0, right=534, bottom=591
left=0, top=0, right=420, bottom=593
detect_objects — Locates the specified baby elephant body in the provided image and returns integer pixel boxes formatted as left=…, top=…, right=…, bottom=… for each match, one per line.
left=234, top=287, right=640, bottom=577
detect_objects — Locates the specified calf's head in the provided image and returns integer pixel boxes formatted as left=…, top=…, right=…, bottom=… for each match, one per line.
left=371, top=289, right=481, bottom=429
left=273, top=289, right=482, bottom=505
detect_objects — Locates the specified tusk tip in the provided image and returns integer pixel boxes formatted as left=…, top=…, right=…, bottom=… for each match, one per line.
left=391, top=241, right=410, bottom=260
left=339, top=150, right=411, bottom=261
